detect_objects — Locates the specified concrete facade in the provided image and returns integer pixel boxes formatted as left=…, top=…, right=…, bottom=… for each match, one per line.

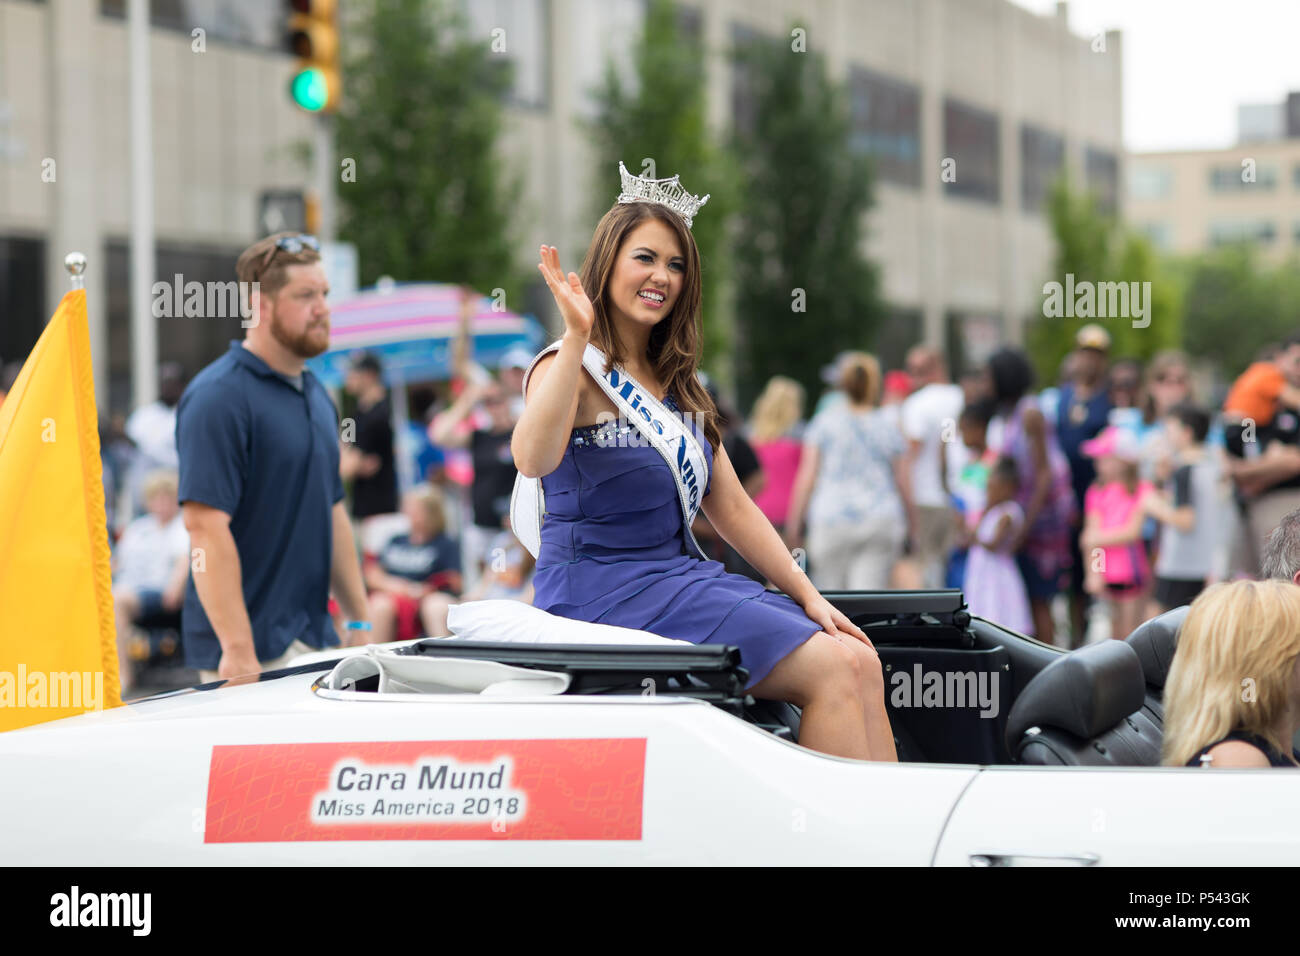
left=0, top=0, right=1122, bottom=409
left=512, top=0, right=1123, bottom=370
left=0, top=0, right=315, bottom=406
left=1126, top=139, right=1300, bottom=262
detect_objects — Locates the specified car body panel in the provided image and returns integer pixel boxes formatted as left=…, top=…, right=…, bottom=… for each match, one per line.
left=0, top=670, right=976, bottom=865
left=933, top=766, right=1300, bottom=866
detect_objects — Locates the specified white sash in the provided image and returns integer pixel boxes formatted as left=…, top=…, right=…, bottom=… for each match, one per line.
left=509, top=342, right=710, bottom=561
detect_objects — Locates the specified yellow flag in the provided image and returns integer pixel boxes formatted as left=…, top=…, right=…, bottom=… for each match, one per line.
left=0, top=289, right=121, bottom=730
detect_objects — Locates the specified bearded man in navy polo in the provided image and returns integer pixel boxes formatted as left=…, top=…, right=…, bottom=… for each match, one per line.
left=176, top=233, right=370, bottom=680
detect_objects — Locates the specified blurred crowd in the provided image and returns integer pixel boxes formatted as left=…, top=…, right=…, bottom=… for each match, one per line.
left=88, top=298, right=1300, bottom=695
left=758, top=323, right=1296, bottom=651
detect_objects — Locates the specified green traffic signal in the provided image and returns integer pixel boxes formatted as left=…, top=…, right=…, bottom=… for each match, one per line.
left=290, top=68, right=329, bottom=111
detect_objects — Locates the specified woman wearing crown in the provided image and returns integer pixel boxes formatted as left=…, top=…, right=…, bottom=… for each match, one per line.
left=509, top=163, right=896, bottom=761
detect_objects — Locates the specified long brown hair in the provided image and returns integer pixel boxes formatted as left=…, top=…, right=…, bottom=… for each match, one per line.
left=576, top=202, right=721, bottom=453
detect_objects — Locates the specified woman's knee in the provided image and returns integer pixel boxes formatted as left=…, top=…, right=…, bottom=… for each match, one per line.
left=845, top=638, right=884, bottom=695
left=752, top=632, right=859, bottom=707
left=805, top=633, right=864, bottom=700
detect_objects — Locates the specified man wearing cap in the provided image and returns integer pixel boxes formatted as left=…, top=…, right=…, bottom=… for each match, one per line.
left=342, top=351, right=399, bottom=519
left=1055, top=324, right=1113, bottom=645
left=177, top=233, right=370, bottom=680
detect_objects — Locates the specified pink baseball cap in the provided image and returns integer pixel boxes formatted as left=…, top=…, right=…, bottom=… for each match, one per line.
left=1081, top=425, right=1140, bottom=462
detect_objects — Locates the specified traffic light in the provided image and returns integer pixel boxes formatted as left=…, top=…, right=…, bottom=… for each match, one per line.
left=285, top=0, right=340, bottom=113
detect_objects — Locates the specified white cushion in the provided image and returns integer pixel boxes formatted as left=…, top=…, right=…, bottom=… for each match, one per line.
left=323, top=647, right=571, bottom=697
left=445, top=600, right=689, bottom=646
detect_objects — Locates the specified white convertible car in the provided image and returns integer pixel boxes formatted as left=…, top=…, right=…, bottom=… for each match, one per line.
left=0, top=590, right=1294, bottom=865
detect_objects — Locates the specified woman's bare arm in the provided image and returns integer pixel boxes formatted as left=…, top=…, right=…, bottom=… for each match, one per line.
left=512, top=245, right=596, bottom=478
left=511, top=338, right=587, bottom=478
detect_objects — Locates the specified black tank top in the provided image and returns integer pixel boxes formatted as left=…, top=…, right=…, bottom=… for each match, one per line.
left=1187, top=731, right=1300, bottom=768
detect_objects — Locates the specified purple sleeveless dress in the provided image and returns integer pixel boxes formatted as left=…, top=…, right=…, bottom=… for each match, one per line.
left=531, top=391, right=821, bottom=689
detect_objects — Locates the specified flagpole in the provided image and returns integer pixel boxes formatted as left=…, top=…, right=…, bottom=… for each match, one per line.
left=128, top=0, right=157, bottom=409
left=65, top=252, right=86, bottom=291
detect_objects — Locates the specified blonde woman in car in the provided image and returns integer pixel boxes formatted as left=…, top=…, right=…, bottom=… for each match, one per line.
left=1163, top=579, right=1300, bottom=768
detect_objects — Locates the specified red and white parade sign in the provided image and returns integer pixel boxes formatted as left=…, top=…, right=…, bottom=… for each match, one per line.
left=205, top=738, right=646, bottom=842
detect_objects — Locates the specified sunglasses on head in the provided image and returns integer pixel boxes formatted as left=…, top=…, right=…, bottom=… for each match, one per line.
left=257, top=234, right=320, bottom=279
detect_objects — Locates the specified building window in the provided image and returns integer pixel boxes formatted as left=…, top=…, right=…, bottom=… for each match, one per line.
left=1128, top=165, right=1173, bottom=202
left=0, top=237, right=46, bottom=375
left=101, top=0, right=283, bottom=50
left=459, top=0, right=549, bottom=110
left=1209, top=163, right=1278, bottom=191
left=1020, top=124, right=1064, bottom=212
left=943, top=99, right=999, bottom=203
left=730, top=22, right=781, bottom=141
left=104, top=239, right=245, bottom=416
left=1136, top=221, right=1172, bottom=251
left=1208, top=220, right=1277, bottom=247
left=871, top=308, right=923, bottom=374
left=848, top=67, right=921, bottom=189
left=946, top=311, right=1003, bottom=377
left=676, top=3, right=702, bottom=39
left=1085, top=147, right=1119, bottom=214
left=573, top=0, right=644, bottom=119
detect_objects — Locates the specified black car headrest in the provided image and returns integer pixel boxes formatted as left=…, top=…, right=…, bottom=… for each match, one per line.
left=1005, top=641, right=1146, bottom=749
left=1124, top=605, right=1187, bottom=690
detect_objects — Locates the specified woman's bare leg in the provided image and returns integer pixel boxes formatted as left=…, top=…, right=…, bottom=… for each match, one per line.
left=833, top=633, right=897, bottom=762
left=748, top=631, right=871, bottom=760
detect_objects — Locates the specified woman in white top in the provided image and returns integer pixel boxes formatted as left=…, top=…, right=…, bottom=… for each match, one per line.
left=786, top=353, right=910, bottom=591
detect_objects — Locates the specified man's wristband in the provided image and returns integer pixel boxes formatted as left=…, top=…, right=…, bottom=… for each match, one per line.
left=345, top=620, right=372, bottom=632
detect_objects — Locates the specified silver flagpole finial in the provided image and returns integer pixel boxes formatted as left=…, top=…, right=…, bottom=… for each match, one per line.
left=64, top=252, right=87, bottom=290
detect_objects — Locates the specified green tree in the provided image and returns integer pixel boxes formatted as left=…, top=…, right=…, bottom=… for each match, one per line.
left=335, top=0, right=529, bottom=303
left=582, top=0, right=738, bottom=383
left=1179, top=244, right=1300, bottom=378
left=1025, top=178, right=1181, bottom=383
left=727, top=25, right=884, bottom=409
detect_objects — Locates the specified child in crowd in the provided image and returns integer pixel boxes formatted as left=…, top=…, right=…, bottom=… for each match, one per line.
left=947, top=399, right=996, bottom=589
left=111, top=470, right=190, bottom=694
left=1141, top=403, right=1219, bottom=614
left=964, top=457, right=1033, bottom=635
left=362, top=485, right=462, bottom=645
left=1080, top=426, right=1154, bottom=641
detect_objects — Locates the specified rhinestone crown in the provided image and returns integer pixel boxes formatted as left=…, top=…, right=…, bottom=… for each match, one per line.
left=616, top=161, right=710, bottom=229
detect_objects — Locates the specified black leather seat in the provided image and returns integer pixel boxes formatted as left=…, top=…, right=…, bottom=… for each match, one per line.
left=1005, top=640, right=1161, bottom=766
left=1123, top=605, right=1188, bottom=726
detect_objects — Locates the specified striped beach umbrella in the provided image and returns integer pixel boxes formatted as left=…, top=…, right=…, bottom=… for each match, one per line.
left=308, top=281, right=546, bottom=387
